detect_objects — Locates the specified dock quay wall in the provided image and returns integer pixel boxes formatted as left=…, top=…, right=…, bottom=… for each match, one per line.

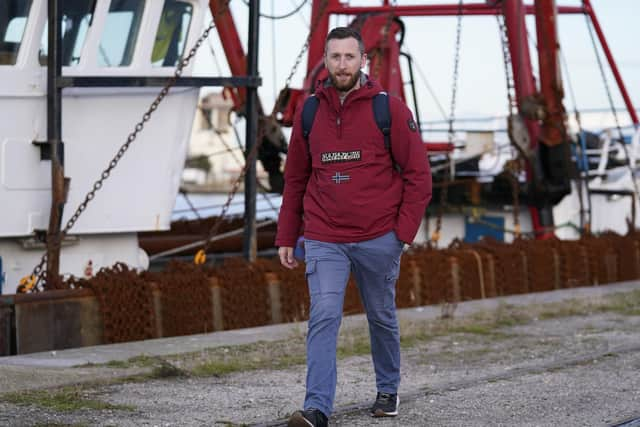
left=1, top=232, right=638, bottom=356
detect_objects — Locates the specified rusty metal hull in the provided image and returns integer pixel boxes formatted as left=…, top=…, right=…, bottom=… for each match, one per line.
left=1, top=289, right=103, bottom=355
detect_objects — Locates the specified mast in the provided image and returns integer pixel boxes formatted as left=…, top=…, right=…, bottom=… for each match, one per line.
left=45, top=0, right=66, bottom=289
left=243, top=0, right=260, bottom=261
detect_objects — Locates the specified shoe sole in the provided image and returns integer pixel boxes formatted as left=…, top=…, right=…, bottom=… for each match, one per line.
left=371, top=396, right=399, bottom=418
left=288, top=412, right=314, bottom=427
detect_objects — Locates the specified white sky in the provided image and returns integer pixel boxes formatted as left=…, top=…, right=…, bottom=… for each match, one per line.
left=193, top=0, right=640, bottom=130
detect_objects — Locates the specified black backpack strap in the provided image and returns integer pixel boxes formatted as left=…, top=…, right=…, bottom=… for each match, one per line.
left=372, top=92, right=401, bottom=172
left=301, top=94, right=319, bottom=141
left=372, top=92, right=391, bottom=150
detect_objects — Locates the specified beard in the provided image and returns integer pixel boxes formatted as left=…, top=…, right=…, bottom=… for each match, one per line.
left=329, top=69, right=361, bottom=92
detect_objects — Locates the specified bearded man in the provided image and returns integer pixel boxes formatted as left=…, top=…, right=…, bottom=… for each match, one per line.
left=276, top=27, right=432, bottom=427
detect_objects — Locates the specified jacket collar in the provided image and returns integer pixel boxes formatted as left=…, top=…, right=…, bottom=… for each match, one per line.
left=315, top=73, right=382, bottom=110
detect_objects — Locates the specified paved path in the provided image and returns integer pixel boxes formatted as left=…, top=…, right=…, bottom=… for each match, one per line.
left=1, top=281, right=639, bottom=426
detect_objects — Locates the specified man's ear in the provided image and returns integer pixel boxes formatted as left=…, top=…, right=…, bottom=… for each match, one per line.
left=361, top=53, right=368, bottom=68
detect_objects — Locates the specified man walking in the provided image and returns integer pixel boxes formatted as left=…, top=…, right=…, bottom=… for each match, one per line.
left=276, top=27, right=432, bottom=427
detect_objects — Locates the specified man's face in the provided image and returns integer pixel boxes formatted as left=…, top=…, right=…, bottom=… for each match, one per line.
left=324, top=37, right=366, bottom=92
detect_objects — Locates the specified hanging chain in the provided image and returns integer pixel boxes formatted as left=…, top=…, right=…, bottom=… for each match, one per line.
left=511, top=174, right=521, bottom=237
left=496, top=13, right=517, bottom=118
left=218, top=126, right=280, bottom=215
left=503, top=160, right=522, bottom=237
left=496, top=10, right=522, bottom=237
left=25, top=1, right=233, bottom=291
left=196, top=0, right=330, bottom=261
left=272, top=0, right=328, bottom=117
left=447, top=1, right=463, bottom=143
left=283, top=0, right=329, bottom=89
left=432, top=0, right=463, bottom=246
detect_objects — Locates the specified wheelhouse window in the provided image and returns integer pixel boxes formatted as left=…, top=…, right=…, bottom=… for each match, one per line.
left=0, top=0, right=33, bottom=65
left=152, top=0, right=193, bottom=67
left=39, top=0, right=97, bottom=66
left=99, top=0, right=145, bottom=67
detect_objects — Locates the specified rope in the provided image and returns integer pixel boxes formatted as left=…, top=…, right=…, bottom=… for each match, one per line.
left=241, top=0, right=308, bottom=20
left=559, top=42, right=592, bottom=233
left=465, top=249, right=486, bottom=299
left=584, top=6, right=640, bottom=215
left=179, top=190, right=203, bottom=221
left=405, top=45, right=448, bottom=122
left=431, top=0, right=463, bottom=246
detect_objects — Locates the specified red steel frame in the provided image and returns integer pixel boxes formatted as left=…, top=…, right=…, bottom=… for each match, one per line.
left=305, top=0, right=637, bottom=126
left=208, top=1, right=636, bottom=127
left=209, top=1, right=247, bottom=111
left=535, top=0, right=566, bottom=147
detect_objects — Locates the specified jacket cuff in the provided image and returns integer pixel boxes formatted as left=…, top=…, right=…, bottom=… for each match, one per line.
left=394, top=227, right=412, bottom=245
left=275, top=236, right=297, bottom=248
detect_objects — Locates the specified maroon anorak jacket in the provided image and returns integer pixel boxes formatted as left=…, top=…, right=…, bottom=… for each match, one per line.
left=275, top=77, right=432, bottom=247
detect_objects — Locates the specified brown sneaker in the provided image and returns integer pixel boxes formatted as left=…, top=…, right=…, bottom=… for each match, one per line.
left=288, top=408, right=328, bottom=427
left=370, top=392, right=399, bottom=417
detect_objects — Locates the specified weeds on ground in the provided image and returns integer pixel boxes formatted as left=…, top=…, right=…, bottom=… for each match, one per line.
left=1, top=387, right=134, bottom=412
left=538, top=290, right=640, bottom=319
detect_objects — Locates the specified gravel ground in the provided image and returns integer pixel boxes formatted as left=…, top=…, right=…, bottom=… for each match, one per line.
left=1, top=292, right=640, bottom=427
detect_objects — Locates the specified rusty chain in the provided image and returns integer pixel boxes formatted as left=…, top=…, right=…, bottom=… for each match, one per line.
left=496, top=12, right=518, bottom=119
left=496, top=10, right=526, bottom=237
left=212, top=126, right=280, bottom=216
left=284, top=0, right=329, bottom=89
left=432, top=0, right=463, bottom=246
left=27, top=1, right=233, bottom=291
left=503, top=159, right=522, bottom=237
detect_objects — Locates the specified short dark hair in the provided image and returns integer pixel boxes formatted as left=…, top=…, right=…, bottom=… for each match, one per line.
left=325, top=27, right=365, bottom=55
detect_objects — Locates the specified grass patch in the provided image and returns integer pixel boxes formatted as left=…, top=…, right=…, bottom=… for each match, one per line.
left=448, top=324, right=501, bottom=336
left=600, top=290, right=640, bottom=316
left=537, top=290, right=640, bottom=320
left=337, top=335, right=371, bottom=359
left=103, top=360, right=129, bottom=368
left=192, top=360, right=250, bottom=377
left=538, top=303, right=588, bottom=320
left=191, top=353, right=307, bottom=377
left=90, top=354, right=169, bottom=370
left=189, top=331, right=374, bottom=377
left=125, top=354, right=160, bottom=367
left=1, top=387, right=134, bottom=412
left=148, top=360, right=188, bottom=379
left=188, top=340, right=307, bottom=377
left=400, top=328, right=435, bottom=349
left=398, top=304, right=523, bottom=350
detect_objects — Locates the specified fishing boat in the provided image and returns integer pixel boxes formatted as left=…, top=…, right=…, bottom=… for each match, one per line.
left=0, top=0, right=215, bottom=294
